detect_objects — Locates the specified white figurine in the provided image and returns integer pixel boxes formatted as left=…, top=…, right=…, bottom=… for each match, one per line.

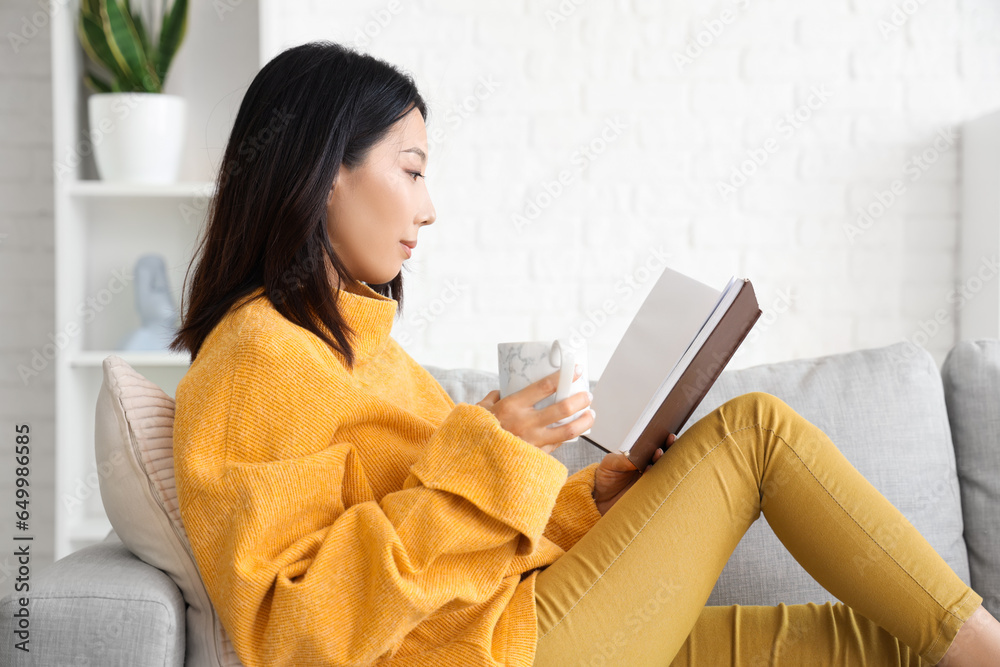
left=117, top=254, right=179, bottom=351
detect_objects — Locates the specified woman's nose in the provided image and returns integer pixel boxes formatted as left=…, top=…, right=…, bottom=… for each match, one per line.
left=420, top=201, right=436, bottom=226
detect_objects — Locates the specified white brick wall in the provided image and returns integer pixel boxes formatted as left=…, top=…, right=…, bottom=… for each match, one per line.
left=0, top=1, right=55, bottom=596
left=264, top=0, right=1000, bottom=374
left=2, top=0, right=1000, bottom=583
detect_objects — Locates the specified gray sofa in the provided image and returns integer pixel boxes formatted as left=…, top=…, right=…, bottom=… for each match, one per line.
left=3, top=339, right=999, bottom=665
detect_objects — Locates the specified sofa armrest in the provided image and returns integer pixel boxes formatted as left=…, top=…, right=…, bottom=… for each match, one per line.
left=943, top=339, right=1000, bottom=619
left=0, top=532, right=185, bottom=667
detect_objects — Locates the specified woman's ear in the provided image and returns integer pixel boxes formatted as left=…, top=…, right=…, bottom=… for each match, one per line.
left=326, top=164, right=347, bottom=205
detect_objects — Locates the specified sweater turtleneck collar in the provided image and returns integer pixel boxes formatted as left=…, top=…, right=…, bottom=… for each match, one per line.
left=244, top=280, right=398, bottom=364
left=334, top=279, right=399, bottom=362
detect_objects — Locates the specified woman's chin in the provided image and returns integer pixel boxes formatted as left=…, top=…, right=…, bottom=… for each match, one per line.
left=359, top=271, right=400, bottom=287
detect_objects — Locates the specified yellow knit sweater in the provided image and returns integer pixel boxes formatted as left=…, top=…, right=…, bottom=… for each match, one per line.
left=173, top=280, right=603, bottom=666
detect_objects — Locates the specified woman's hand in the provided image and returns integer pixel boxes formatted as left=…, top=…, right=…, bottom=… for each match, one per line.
left=592, top=433, right=676, bottom=516
left=477, top=366, right=593, bottom=454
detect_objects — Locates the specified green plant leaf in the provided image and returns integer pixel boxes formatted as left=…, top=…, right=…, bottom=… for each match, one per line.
left=99, top=0, right=160, bottom=92
left=128, top=9, right=162, bottom=94
left=94, top=0, right=142, bottom=91
left=129, top=7, right=152, bottom=63
left=154, top=0, right=188, bottom=87
left=84, top=71, right=113, bottom=93
left=82, top=0, right=103, bottom=27
left=78, top=4, right=130, bottom=89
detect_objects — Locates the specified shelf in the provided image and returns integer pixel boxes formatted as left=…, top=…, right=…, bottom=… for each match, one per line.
left=70, top=350, right=191, bottom=368
left=66, top=180, right=216, bottom=199
left=51, top=0, right=260, bottom=560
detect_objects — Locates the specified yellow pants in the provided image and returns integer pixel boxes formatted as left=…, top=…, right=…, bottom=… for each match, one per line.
left=533, top=392, right=984, bottom=666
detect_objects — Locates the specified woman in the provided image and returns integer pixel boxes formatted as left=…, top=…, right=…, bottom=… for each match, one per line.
left=169, top=41, right=1000, bottom=666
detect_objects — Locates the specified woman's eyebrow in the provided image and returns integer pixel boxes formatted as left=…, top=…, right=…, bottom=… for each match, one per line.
left=400, top=147, right=427, bottom=165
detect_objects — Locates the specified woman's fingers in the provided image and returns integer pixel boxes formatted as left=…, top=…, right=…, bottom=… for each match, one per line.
left=600, top=451, right=639, bottom=473
left=485, top=366, right=591, bottom=450
left=510, top=366, right=591, bottom=437
left=514, top=365, right=583, bottom=406
left=644, top=447, right=665, bottom=472
left=518, top=369, right=564, bottom=405
left=536, top=390, right=592, bottom=429
left=536, top=404, right=595, bottom=449
left=476, top=389, right=500, bottom=409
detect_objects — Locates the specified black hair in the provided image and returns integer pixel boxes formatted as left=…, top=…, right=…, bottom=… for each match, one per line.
left=169, top=40, right=427, bottom=369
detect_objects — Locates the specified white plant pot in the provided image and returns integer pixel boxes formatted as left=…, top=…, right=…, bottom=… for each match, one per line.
left=88, top=92, right=186, bottom=183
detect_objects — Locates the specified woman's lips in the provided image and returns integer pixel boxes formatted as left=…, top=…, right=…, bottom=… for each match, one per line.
left=400, top=241, right=413, bottom=258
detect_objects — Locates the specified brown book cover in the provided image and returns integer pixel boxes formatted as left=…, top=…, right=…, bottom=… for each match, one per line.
left=581, top=275, right=762, bottom=471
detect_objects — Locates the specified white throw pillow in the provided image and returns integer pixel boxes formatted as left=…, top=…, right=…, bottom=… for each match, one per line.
left=94, top=354, right=243, bottom=667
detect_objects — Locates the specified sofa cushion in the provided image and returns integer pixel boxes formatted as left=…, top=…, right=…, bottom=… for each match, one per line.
left=0, top=532, right=184, bottom=666
left=94, top=355, right=243, bottom=667
left=942, top=339, right=1000, bottom=619
left=695, top=342, right=972, bottom=607
left=422, top=365, right=499, bottom=406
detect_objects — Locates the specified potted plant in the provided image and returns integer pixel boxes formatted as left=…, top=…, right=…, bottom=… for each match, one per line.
left=77, top=0, right=189, bottom=183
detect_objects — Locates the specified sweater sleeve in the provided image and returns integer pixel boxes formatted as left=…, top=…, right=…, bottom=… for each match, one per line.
left=175, top=331, right=569, bottom=666
left=542, top=462, right=603, bottom=552
left=405, top=352, right=602, bottom=554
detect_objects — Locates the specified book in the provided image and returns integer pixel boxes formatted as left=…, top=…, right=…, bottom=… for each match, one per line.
left=579, top=266, right=762, bottom=471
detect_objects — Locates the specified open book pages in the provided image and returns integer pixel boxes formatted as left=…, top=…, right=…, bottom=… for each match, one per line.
left=583, top=266, right=758, bottom=461
left=619, top=275, right=742, bottom=453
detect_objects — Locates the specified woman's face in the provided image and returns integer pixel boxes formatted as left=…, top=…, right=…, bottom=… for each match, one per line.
left=326, top=106, right=436, bottom=287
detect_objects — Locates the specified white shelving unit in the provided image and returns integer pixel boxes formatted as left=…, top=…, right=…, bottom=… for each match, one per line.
left=50, top=2, right=262, bottom=558
left=959, top=109, right=1000, bottom=342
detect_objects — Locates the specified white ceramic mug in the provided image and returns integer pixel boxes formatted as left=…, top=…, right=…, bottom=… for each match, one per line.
left=497, top=338, right=590, bottom=430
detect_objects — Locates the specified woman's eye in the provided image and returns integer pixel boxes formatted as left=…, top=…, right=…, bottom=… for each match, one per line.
left=408, top=170, right=425, bottom=181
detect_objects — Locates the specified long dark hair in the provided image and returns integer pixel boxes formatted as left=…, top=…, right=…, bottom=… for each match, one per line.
left=169, top=41, right=426, bottom=369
